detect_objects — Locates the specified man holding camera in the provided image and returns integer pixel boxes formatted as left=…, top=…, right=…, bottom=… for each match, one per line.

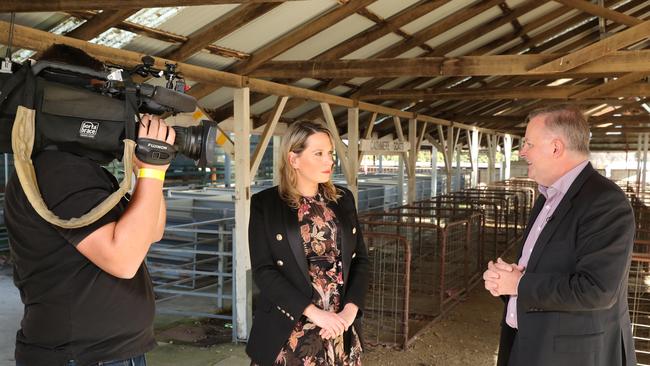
left=4, top=45, right=174, bottom=366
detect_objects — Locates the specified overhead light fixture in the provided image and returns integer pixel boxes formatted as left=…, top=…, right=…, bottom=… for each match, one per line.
left=547, top=78, right=573, bottom=86
left=606, top=132, right=622, bottom=135
left=642, top=103, right=650, bottom=113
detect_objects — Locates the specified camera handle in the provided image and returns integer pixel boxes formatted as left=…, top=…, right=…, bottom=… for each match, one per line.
left=11, top=105, right=137, bottom=229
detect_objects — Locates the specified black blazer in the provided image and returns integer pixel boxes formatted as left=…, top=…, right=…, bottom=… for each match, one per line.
left=246, top=185, right=369, bottom=366
left=498, top=163, right=636, bottom=366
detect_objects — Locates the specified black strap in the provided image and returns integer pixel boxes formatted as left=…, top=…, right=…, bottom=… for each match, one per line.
left=0, top=63, right=30, bottom=109
left=121, top=71, right=137, bottom=142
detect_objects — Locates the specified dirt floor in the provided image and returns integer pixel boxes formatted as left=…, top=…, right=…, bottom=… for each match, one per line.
left=147, top=285, right=503, bottom=366
left=362, top=286, right=502, bottom=366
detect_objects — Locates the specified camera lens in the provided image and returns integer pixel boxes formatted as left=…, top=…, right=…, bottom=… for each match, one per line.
left=171, top=120, right=218, bottom=167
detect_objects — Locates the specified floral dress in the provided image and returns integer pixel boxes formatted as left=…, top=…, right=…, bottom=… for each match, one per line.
left=272, top=194, right=362, bottom=366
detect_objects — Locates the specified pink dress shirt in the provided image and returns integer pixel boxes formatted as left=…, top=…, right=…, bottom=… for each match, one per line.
left=505, top=160, right=589, bottom=329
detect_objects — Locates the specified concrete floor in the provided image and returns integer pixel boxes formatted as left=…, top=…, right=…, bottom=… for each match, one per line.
left=0, top=264, right=248, bottom=366
left=0, top=266, right=21, bottom=366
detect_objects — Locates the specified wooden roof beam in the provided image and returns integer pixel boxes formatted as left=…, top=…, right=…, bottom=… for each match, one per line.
left=275, top=0, right=523, bottom=125
left=208, top=0, right=449, bottom=123
left=313, top=0, right=450, bottom=62
left=0, top=0, right=307, bottom=12
left=251, top=51, right=650, bottom=79
left=529, top=19, right=650, bottom=74
left=570, top=72, right=649, bottom=98
left=230, top=0, right=377, bottom=75
left=349, top=0, right=544, bottom=97
left=371, top=0, right=505, bottom=60
left=322, top=0, right=506, bottom=95
left=186, top=0, right=377, bottom=102
left=66, top=9, right=138, bottom=41
left=2, top=19, right=513, bottom=139
left=360, top=83, right=650, bottom=100
left=67, top=10, right=251, bottom=60
left=553, top=0, right=642, bottom=27
left=164, top=3, right=280, bottom=61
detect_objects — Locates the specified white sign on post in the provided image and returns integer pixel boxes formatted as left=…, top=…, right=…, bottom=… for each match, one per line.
left=359, top=139, right=410, bottom=154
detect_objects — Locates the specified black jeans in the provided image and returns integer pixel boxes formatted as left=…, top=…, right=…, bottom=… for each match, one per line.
left=17, top=354, right=146, bottom=366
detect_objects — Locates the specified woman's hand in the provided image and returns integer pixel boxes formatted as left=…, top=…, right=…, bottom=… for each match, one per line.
left=303, top=304, right=347, bottom=339
left=337, top=303, right=358, bottom=329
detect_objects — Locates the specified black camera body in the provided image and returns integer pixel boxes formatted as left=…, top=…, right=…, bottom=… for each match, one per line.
left=0, top=57, right=218, bottom=167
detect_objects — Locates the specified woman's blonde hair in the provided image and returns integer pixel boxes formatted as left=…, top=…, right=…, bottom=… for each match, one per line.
left=278, top=120, right=339, bottom=208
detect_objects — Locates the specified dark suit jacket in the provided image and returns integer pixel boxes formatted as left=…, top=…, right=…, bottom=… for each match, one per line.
left=498, top=163, right=636, bottom=366
left=245, top=185, right=369, bottom=366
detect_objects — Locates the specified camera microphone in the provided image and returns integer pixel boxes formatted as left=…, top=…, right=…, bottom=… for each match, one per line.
left=137, top=84, right=196, bottom=113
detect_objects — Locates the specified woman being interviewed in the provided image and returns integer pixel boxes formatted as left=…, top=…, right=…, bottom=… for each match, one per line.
left=246, top=120, right=369, bottom=366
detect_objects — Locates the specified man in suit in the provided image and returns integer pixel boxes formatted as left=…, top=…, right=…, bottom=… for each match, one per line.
left=483, top=105, right=636, bottom=366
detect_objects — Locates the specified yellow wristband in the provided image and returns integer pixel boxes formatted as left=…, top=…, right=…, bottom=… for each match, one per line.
left=138, top=168, right=166, bottom=181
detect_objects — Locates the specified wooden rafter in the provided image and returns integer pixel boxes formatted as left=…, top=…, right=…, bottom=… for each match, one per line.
left=283, top=0, right=507, bottom=123
left=422, top=0, right=650, bottom=120
left=230, top=0, right=376, bottom=75
left=333, top=0, right=506, bottom=96
left=66, top=9, right=138, bottom=41
left=529, top=19, right=650, bottom=74
left=67, top=10, right=251, bottom=59
left=570, top=72, right=649, bottom=98
left=360, top=83, right=650, bottom=101
left=370, top=0, right=505, bottom=60
left=316, top=0, right=450, bottom=62
left=0, top=19, right=503, bottom=132
left=553, top=0, right=642, bottom=27
left=186, top=0, right=377, bottom=103
left=427, top=1, right=650, bottom=119
left=251, top=51, right=650, bottom=79
left=164, top=3, right=279, bottom=62
left=0, top=0, right=307, bottom=12
left=208, top=0, right=449, bottom=123
left=348, top=0, right=544, bottom=98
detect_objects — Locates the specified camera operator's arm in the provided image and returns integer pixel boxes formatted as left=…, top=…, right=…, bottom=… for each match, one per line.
left=76, top=115, right=175, bottom=279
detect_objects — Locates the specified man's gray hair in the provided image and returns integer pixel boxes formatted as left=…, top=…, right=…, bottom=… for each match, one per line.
left=526, top=105, right=590, bottom=155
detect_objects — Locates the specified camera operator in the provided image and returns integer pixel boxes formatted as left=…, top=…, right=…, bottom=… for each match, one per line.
left=4, top=45, right=174, bottom=366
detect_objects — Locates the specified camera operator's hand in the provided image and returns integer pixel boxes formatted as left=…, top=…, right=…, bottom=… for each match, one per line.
left=134, top=114, right=176, bottom=172
left=77, top=115, right=175, bottom=279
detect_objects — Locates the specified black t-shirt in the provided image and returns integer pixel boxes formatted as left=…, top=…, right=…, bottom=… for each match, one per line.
left=4, top=150, right=156, bottom=366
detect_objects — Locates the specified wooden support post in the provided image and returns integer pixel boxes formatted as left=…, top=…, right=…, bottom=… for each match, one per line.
left=273, top=135, right=281, bottom=186
left=393, top=116, right=412, bottom=175
left=359, top=112, right=377, bottom=163
left=455, top=146, right=462, bottom=191
left=408, top=118, right=417, bottom=204
left=504, top=134, right=513, bottom=180
left=320, top=103, right=351, bottom=183
left=437, top=125, right=454, bottom=194
left=233, top=87, right=252, bottom=341
left=641, top=133, right=650, bottom=192
left=431, top=145, right=438, bottom=198
left=469, top=129, right=480, bottom=187
left=348, top=107, right=359, bottom=204
left=250, top=96, right=288, bottom=178
left=486, top=135, right=498, bottom=184
left=637, top=134, right=643, bottom=191
left=398, top=155, right=405, bottom=205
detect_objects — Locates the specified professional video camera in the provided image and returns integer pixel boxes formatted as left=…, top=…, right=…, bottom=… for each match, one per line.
left=0, top=54, right=218, bottom=167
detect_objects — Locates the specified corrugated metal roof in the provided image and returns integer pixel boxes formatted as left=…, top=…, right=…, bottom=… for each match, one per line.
left=274, top=13, right=375, bottom=61
left=217, top=0, right=335, bottom=54
left=1, top=0, right=647, bottom=149
left=156, top=5, right=237, bottom=36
